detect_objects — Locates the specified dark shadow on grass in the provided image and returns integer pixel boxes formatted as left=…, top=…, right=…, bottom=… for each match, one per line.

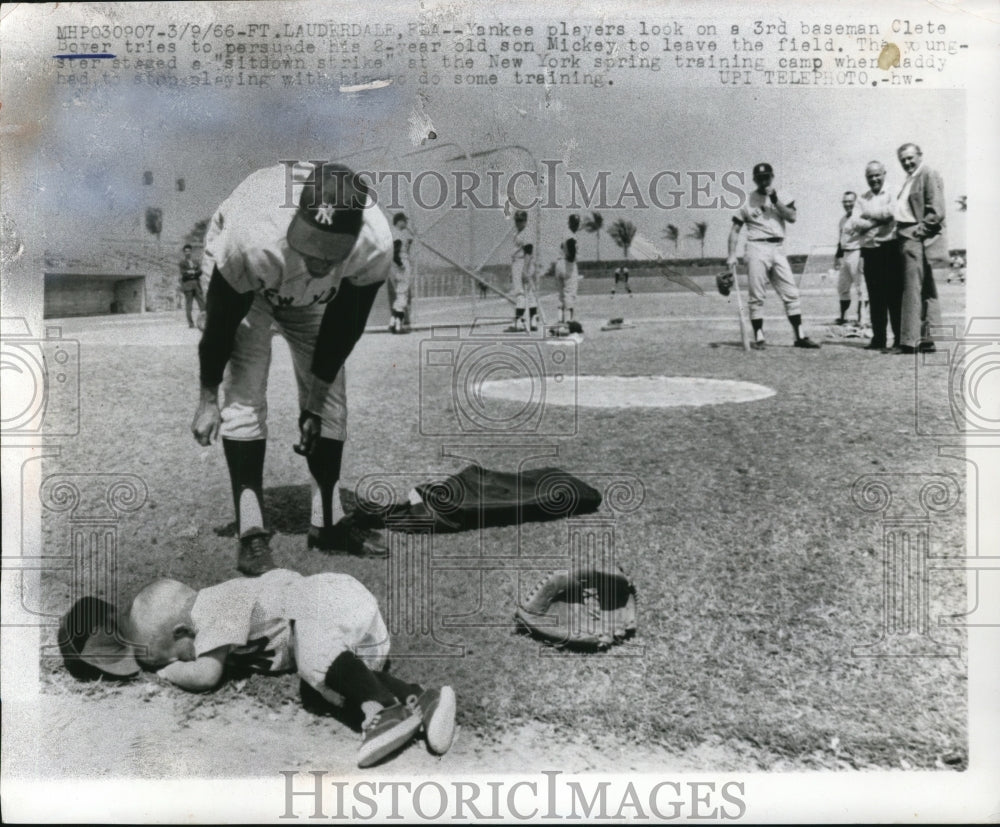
left=820, top=339, right=876, bottom=349
left=214, top=484, right=311, bottom=537
left=299, top=679, right=364, bottom=732
left=708, top=340, right=756, bottom=350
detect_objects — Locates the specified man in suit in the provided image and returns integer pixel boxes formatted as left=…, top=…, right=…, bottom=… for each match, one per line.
left=893, top=143, right=946, bottom=354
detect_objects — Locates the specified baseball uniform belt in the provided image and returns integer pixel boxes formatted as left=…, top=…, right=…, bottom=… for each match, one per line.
left=749, top=237, right=784, bottom=243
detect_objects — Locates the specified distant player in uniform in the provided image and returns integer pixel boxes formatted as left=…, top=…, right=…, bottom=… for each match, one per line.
left=833, top=191, right=867, bottom=326
left=726, top=162, right=820, bottom=350
left=122, top=569, right=457, bottom=768
left=555, top=214, right=581, bottom=323
left=178, top=244, right=206, bottom=328
left=192, top=162, right=391, bottom=576
left=507, top=210, right=538, bottom=331
left=948, top=251, right=965, bottom=284
left=387, top=212, right=413, bottom=333
left=611, top=265, right=632, bottom=296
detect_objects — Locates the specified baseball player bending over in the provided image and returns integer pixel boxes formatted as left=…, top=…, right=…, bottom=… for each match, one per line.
left=508, top=210, right=539, bottom=332
left=123, top=568, right=457, bottom=768
left=726, top=163, right=820, bottom=350
left=387, top=212, right=413, bottom=333
left=611, top=265, right=632, bottom=296
left=192, top=162, right=391, bottom=576
left=555, top=214, right=581, bottom=323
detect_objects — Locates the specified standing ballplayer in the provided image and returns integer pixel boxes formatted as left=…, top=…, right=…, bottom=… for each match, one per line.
left=507, top=210, right=538, bottom=332
left=192, top=162, right=391, bottom=576
left=833, top=191, right=867, bottom=326
left=727, top=163, right=820, bottom=350
left=387, top=212, right=413, bottom=334
left=555, top=214, right=581, bottom=323
left=179, top=244, right=206, bottom=329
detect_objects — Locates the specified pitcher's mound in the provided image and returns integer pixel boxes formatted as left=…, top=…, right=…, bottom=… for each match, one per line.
left=479, top=375, right=776, bottom=408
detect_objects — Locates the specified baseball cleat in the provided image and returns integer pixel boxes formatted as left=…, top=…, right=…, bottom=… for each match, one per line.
left=794, top=337, right=821, bottom=349
left=308, top=519, right=388, bottom=557
left=357, top=702, right=423, bottom=768
left=752, top=339, right=766, bottom=351
left=237, top=533, right=277, bottom=577
left=412, top=686, right=457, bottom=755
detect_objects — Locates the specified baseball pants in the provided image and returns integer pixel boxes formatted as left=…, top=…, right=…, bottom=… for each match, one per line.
left=510, top=258, right=526, bottom=309
left=219, top=294, right=348, bottom=442
left=290, top=573, right=391, bottom=708
left=555, top=260, right=579, bottom=310
left=388, top=263, right=412, bottom=315
left=837, top=249, right=866, bottom=304
left=745, top=240, right=801, bottom=321
left=899, top=235, right=941, bottom=348
left=861, top=240, right=902, bottom=348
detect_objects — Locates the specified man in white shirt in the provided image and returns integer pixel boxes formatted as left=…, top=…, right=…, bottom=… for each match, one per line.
left=852, top=162, right=902, bottom=352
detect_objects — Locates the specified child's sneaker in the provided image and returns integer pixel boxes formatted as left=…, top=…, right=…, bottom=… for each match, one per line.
left=411, top=686, right=457, bottom=755
left=358, top=702, right=422, bottom=768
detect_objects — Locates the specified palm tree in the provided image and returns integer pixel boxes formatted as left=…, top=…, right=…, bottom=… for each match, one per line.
left=956, top=195, right=967, bottom=212
left=583, top=211, right=604, bottom=260
left=687, top=221, right=708, bottom=260
left=662, top=223, right=680, bottom=253
left=608, top=218, right=637, bottom=260
left=185, top=218, right=210, bottom=248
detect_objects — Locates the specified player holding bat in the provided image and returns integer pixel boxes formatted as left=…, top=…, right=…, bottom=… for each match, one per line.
left=191, top=162, right=391, bottom=576
left=726, top=163, right=820, bottom=350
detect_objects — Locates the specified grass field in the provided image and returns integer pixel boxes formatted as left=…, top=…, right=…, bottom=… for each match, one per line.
left=36, top=278, right=968, bottom=773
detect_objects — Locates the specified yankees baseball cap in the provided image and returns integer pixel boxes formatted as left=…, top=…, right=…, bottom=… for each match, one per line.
left=752, top=162, right=774, bottom=178
left=287, top=163, right=368, bottom=262
left=58, top=596, right=140, bottom=679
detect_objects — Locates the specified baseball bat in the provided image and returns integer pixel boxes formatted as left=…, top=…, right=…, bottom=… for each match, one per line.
left=730, top=264, right=751, bottom=352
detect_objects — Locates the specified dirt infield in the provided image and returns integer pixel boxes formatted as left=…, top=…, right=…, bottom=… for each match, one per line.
left=31, top=283, right=968, bottom=777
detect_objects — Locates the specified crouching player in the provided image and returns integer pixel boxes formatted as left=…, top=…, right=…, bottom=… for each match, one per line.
left=126, top=568, right=456, bottom=768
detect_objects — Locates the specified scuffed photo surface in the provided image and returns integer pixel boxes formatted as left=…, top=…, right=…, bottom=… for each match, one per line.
left=1, top=1, right=997, bottom=822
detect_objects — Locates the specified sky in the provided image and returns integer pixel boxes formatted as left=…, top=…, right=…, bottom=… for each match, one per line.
left=3, top=2, right=969, bottom=276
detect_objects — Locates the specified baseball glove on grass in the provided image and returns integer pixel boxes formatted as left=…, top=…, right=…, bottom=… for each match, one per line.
left=515, top=564, right=637, bottom=651
left=716, top=271, right=734, bottom=297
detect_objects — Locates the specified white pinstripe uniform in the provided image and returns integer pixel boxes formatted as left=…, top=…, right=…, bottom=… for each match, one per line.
left=201, top=164, right=392, bottom=441
left=555, top=231, right=580, bottom=312
left=837, top=212, right=867, bottom=305
left=389, top=221, right=413, bottom=314
left=734, top=191, right=801, bottom=321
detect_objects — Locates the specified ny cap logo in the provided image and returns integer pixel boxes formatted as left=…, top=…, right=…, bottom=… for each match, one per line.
left=314, top=203, right=336, bottom=225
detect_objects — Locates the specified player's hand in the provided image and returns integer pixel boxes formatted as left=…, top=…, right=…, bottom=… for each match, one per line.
left=191, top=398, right=221, bottom=446
left=294, top=411, right=322, bottom=456
left=766, top=187, right=778, bottom=203
left=726, top=255, right=739, bottom=269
